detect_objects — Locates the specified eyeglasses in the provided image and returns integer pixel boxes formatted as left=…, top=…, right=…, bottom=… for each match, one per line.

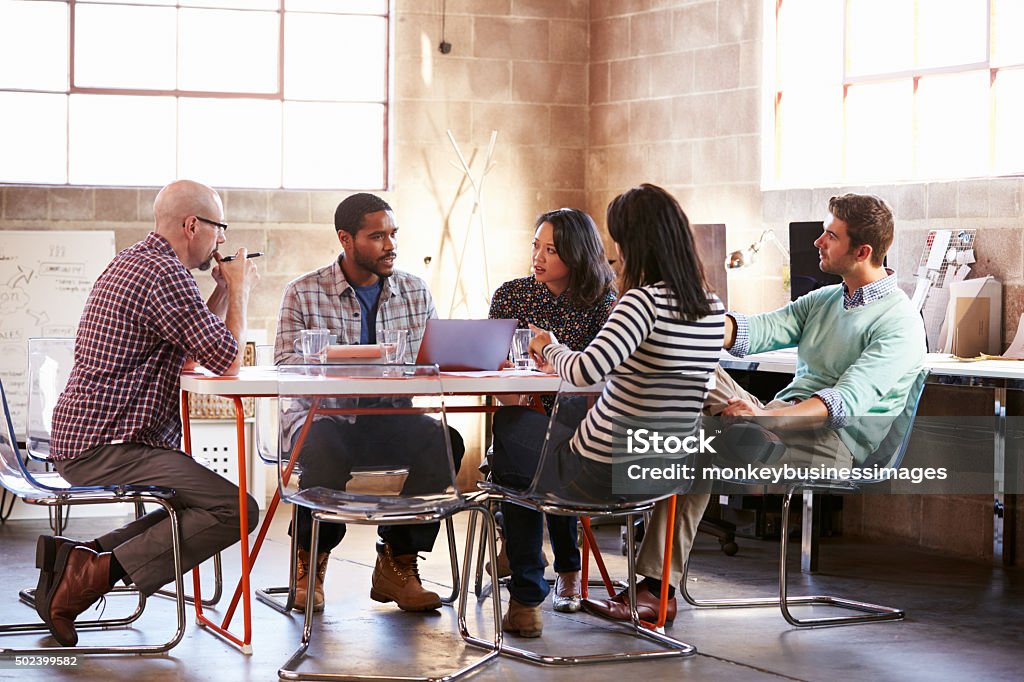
left=196, top=216, right=228, bottom=232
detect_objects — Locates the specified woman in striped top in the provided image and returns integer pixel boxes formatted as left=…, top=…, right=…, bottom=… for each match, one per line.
left=491, top=184, right=725, bottom=638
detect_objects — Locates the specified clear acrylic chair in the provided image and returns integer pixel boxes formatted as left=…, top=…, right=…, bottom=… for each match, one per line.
left=275, top=364, right=501, bottom=681
left=682, top=369, right=930, bottom=627
left=22, top=337, right=222, bottom=610
left=481, top=371, right=707, bottom=666
left=0, top=377, right=187, bottom=655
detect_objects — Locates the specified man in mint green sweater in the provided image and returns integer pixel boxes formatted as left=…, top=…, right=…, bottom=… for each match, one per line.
left=586, top=193, right=926, bottom=623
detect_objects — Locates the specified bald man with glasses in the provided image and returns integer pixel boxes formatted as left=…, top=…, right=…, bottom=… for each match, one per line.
left=37, top=179, right=261, bottom=647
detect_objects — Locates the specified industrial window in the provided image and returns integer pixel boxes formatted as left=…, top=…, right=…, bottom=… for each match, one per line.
left=766, top=0, right=1024, bottom=188
left=0, top=0, right=391, bottom=190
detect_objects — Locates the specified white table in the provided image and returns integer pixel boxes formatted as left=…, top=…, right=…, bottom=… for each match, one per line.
left=179, top=367, right=570, bottom=651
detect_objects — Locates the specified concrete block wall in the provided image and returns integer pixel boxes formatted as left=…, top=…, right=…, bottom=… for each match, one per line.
left=587, top=0, right=766, bottom=313
left=1, top=0, right=1020, bottom=560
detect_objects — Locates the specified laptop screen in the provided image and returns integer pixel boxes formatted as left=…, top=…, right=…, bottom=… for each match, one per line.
left=414, top=319, right=518, bottom=371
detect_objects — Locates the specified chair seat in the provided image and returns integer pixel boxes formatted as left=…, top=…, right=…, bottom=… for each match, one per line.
left=288, top=485, right=467, bottom=521
left=480, top=480, right=664, bottom=517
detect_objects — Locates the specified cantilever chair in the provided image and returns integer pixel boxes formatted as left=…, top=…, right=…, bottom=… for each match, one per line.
left=0, top=377, right=187, bottom=655
left=21, top=337, right=222, bottom=610
left=274, top=364, right=501, bottom=681
left=682, top=369, right=930, bottom=627
left=480, top=371, right=708, bottom=666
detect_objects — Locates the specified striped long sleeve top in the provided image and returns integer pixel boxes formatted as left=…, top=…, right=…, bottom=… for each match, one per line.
left=542, top=283, right=725, bottom=464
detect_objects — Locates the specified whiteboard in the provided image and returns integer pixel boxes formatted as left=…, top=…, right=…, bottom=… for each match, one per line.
left=0, top=231, right=116, bottom=440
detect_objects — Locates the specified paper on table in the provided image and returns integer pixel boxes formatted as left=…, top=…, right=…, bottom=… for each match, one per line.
left=1003, top=314, right=1024, bottom=359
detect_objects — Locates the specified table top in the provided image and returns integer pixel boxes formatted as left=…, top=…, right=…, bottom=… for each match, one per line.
left=180, top=366, right=570, bottom=397
left=719, top=349, right=1024, bottom=381
left=182, top=352, right=1024, bottom=398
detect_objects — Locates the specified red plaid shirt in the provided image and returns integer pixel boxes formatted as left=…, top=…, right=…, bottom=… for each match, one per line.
left=51, top=233, right=238, bottom=460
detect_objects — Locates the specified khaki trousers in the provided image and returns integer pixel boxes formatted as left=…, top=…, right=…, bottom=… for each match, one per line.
left=56, top=442, right=259, bottom=596
left=635, top=366, right=853, bottom=586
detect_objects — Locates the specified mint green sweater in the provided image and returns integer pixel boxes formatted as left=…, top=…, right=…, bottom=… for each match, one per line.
left=748, top=285, right=926, bottom=463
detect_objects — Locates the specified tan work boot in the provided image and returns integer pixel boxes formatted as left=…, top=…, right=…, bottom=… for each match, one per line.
left=292, top=548, right=329, bottom=612
left=370, top=543, right=442, bottom=611
left=502, top=597, right=543, bottom=638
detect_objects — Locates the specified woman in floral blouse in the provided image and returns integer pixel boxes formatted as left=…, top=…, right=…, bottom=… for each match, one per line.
left=487, top=208, right=615, bottom=614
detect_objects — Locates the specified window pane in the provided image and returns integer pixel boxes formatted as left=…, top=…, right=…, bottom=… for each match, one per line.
left=182, top=0, right=278, bottom=9
left=915, top=71, right=989, bottom=179
left=178, top=98, right=282, bottom=188
left=917, top=0, right=986, bottom=69
left=0, top=92, right=67, bottom=183
left=285, top=13, right=387, bottom=101
left=77, top=0, right=174, bottom=5
left=776, top=87, right=843, bottom=186
left=994, top=69, right=1024, bottom=174
left=179, top=9, right=279, bottom=93
left=285, top=0, right=387, bottom=14
left=0, top=0, right=68, bottom=91
left=845, top=80, right=913, bottom=182
left=283, top=102, right=384, bottom=189
left=993, top=0, right=1024, bottom=67
left=69, top=94, right=175, bottom=185
left=776, top=0, right=842, bottom=87
left=74, top=4, right=176, bottom=89
left=846, top=0, right=913, bottom=77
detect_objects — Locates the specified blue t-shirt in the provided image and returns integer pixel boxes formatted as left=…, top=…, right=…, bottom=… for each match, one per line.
left=352, top=280, right=383, bottom=344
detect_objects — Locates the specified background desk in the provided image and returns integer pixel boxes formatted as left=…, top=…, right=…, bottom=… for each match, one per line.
left=719, top=350, right=1023, bottom=567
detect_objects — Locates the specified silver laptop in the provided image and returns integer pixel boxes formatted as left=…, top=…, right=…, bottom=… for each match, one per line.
left=415, top=319, right=518, bottom=371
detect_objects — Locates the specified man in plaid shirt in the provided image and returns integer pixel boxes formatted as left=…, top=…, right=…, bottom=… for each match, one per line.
left=274, top=193, right=464, bottom=614
left=38, top=179, right=260, bottom=647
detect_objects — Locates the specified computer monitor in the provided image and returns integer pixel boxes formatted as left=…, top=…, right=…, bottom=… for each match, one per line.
left=788, top=221, right=841, bottom=301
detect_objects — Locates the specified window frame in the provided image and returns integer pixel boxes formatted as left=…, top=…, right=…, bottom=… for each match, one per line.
left=764, top=0, right=1024, bottom=189
left=0, top=0, right=394, bottom=191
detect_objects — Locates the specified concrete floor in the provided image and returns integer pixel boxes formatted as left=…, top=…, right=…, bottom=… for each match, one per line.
left=0, top=504, right=1022, bottom=681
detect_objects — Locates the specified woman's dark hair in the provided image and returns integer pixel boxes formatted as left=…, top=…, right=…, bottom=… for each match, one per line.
left=606, top=184, right=712, bottom=320
left=536, top=208, right=615, bottom=308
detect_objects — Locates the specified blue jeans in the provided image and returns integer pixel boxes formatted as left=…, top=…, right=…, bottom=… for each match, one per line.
left=490, top=405, right=611, bottom=606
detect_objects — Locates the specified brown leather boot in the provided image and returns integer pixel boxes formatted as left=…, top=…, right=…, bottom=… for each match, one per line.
left=46, top=545, right=113, bottom=646
left=502, top=597, right=543, bottom=638
left=292, top=548, right=329, bottom=613
left=370, top=543, right=441, bottom=611
left=35, top=535, right=101, bottom=623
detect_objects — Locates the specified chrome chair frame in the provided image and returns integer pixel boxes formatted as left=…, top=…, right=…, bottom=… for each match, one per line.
left=0, top=379, right=187, bottom=656
left=272, top=365, right=502, bottom=681
left=681, top=369, right=930, bottom=628
left=479, top=372, right=710, bottom=666
left=253, top=389, right=463, bottom=615
left=21, top=337, right=222, bottom=611
left=481, top=484, right=695, bottom=665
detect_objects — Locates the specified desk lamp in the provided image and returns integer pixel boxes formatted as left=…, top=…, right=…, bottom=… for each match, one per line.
left=725, top=229, right=790, bottom=270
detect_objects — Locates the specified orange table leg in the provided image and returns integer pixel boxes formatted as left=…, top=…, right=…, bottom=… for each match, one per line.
left=192, top=395, right=256, bottom=651
left=221, top=398, right=322, bottom=631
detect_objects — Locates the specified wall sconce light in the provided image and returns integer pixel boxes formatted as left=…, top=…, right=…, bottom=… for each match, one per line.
left=725, top=229, right=790, bottom=270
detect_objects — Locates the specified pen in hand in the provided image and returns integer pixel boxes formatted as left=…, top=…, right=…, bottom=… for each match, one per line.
left=219, top=252, right=264, bottom=262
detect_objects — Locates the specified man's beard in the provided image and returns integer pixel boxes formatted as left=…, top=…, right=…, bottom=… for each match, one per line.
left=354, top=250, right=395, bottom=278
left=197, top=248, right=218, bottom=271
